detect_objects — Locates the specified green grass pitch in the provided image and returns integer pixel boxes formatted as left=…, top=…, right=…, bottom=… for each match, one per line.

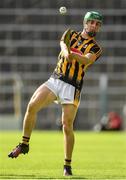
left=0, top=130, right=126, bottom=179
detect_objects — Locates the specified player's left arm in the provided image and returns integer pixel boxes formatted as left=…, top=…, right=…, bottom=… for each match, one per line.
left=69, top=52, right=96, bottom=65
left=69, top=44, right=102, bottom=65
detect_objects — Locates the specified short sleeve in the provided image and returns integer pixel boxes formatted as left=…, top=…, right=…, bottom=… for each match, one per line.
left=90, top=44, right=102, bottom=60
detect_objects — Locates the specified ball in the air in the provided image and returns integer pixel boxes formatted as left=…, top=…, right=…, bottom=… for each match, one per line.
left=59, top=6, right=67, bottom=15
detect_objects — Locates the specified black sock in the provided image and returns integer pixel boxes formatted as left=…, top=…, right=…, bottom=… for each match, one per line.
left=64, top=159, right=71, bottom=166
left=22, top=136, right=30, bottom=145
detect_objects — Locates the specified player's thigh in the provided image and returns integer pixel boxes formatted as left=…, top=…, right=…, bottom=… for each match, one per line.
left=62, top=104, right=78, bottom=125
left=29, top=84, right=57, bottom=111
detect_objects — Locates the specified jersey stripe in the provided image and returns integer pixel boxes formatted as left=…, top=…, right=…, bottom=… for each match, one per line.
left=68, top=60, right=76, bottom=79
left=77, top=64, right=84, bottom=82
left=83, top=43, right=94, bottom=55
left=72, top=61, right=79, bottom=84
left=62, top=59, right=68, bottom=75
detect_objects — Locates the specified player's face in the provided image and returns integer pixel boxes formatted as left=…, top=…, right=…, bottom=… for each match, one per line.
left=84, top=19, right=102, bottom=37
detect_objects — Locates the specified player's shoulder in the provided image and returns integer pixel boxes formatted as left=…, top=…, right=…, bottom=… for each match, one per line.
left=69, top=29, right=81, bottom=38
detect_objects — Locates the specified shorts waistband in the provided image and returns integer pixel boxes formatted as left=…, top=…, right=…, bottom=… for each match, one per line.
left=51, top=73, right=82, bottom=91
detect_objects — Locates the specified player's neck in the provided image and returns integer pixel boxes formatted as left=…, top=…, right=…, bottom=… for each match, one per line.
left=81, top=30, right=94, bottom=40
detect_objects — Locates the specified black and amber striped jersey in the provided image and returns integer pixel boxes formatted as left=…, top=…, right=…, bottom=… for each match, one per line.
left=52, top=29, right=102, bottom=90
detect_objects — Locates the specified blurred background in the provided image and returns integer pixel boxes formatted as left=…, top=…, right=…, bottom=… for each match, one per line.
left=0, top=0, right=126, bottom=130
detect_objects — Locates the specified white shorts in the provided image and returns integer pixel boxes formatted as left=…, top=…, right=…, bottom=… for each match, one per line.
left=44, top=77, right=81, bottom=107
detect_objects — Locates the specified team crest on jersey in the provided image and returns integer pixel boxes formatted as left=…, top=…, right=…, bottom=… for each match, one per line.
left=83, top=44, right=88, bottom=48
left=77, top=40, right=82, bottom=46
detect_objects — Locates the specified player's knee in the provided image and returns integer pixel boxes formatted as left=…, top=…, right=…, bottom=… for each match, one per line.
left=62, top=121, right=73, bottom=135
